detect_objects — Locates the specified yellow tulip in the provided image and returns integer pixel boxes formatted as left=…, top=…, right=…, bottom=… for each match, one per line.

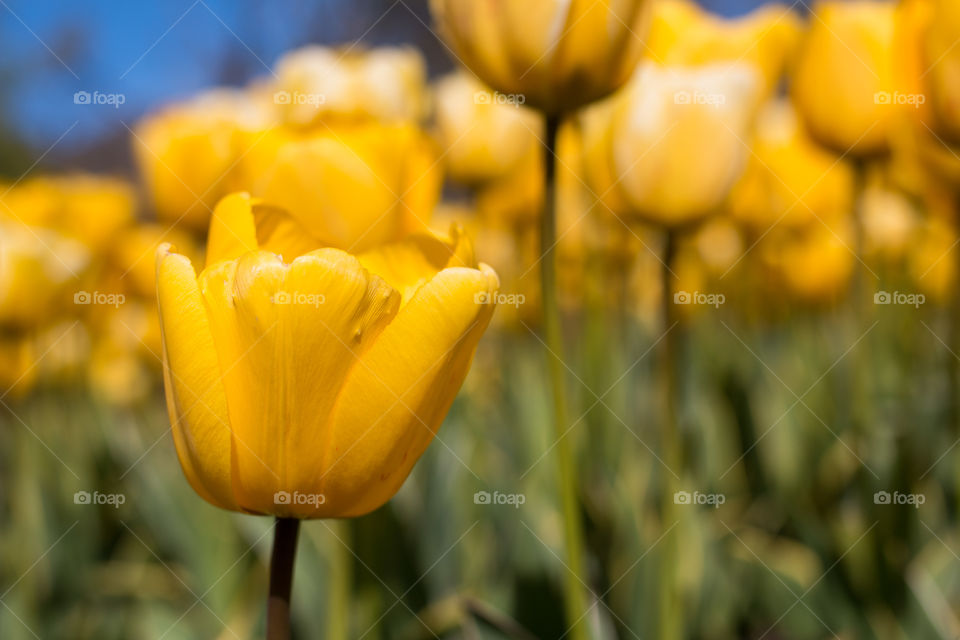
left=924, top=0, right=960, bottom=143
left=252, top=123, right=441, bottom=253
left=0, top=221, right=89, bottom=329
left=272, top=46, right=428, bottom=126
left=766, top=221, right=856, bottom=304
left=585, top=61, right=762, bottom=227
left=791, top=1, right=897, bottom=155
left=429, top=0, right=652, bottom=114
left=0, top=175, right=135, bottom=252
left=433, top=71, right=542, bottom=185
left=108, top=224, right=203, bottom=300
left=910, top=214, right=957, bottom=303
left=0, top=334, right=38, bottom=399
left=133, top=89, right=277, bottom=232
left=646, top=0, right=803, bottom=98
left=157, top=193, right=498, bottom=517
left=728, top=99, right=855, bottom=231
left=474, top=143, right=544, bottom=230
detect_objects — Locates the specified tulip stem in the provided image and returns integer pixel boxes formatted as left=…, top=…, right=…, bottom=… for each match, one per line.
left=267, top=517, right=300, bottom=640
left=540, top=113, right=591, bottom=640
left=658, top=230, right=683, bottom=640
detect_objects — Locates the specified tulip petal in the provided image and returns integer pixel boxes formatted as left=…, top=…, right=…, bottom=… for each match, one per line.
left=206, top=193, right=322, bottom=267
left=206, top=193, right=259, bottom=267
left=321, top=263, right=499, bottom=517
left=200, top=249, right=400, bottom=517
left=156, top=244, right=237, bottom=511
left=357, top=225, right=476, bottom=304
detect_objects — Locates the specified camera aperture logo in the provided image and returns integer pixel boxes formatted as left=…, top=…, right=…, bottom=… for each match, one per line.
left=74, top=490, right=126, bottom=508
left=74, top=90, right=126, bottom=108
left=674, top=490, right=725, bottom=508
left=271, top=291, right=326, bottom=307
left=273, top=490, right=326, bottom=506
left=473, top=90, right=526, bottom=108
left=474, top=291, right=524, bottom=308
left=874, top=290, right=924, bottom=308
left=874, top=490, right=924, bottom=509
left=473, top=490, right=525, bottom=508
left=674, top=291, right=725, bottom=308
left=74, top=290, right=125, bottom=308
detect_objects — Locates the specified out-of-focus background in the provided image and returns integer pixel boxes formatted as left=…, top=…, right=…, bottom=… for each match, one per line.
left=2, top=0, right=960, bottom=638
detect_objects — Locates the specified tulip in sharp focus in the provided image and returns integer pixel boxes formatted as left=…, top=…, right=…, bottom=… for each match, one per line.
left=429, top=0, right=652, bottom=114
left=433, top=71, right=542, bottom=186
left=272, top=46, right=428, bottom=126
left=157, top=193, right=498, bottom=517
left=792, top=0, right=897, bottom=155
left=583, top=61, right=762, bottom=227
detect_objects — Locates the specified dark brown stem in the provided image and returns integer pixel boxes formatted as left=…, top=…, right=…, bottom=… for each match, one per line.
left=267, top=517, right=300, bottom=640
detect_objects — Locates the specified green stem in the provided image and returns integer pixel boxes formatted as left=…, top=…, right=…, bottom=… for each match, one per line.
left=267, top=517, right=300, bottom=640
left=658, top=230, right=683, bottom=640
left=540, top=113, right=590, bottom=640
left=326, top=521, right=351, bottom=640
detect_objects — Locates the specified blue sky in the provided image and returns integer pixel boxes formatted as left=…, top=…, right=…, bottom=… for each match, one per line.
left=0, top=0, right=778, bottom=161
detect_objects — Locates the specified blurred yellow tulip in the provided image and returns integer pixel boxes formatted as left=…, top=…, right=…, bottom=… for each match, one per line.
left=646, top=0, right=803, bottom=98
left=133, top=89, right=277, bottom=232
left=1, top=175, right=135, bottom=251
left=767, top=222, right=856, bottom=303
left=584, top=61, right=762, bottom=227
left=157, top=193, right=498, bottom=517
left=792, top=1, right=897, bottom=155
left=0, top=221, right=89, bottom=329
left=107, top=224, right=203, bottom=300
left=474, top=144, right=544, bottom=230
left=0, top=333, right=38, bottom=399
left=429, top=0, right=651, bottom=114
left=251, top=123, right=441, bottom=253
left=272, top=46, right=428, bottom=126
left=728, top=99, right=855, bottom=231
left=924, top=0, right=960, bottom=144
left=909, top=214, right=957, bottom=303
left=433, top=71, right=542, bottom=185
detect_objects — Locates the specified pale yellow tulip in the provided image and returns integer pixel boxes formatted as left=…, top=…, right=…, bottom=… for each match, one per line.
left=272, top=46, right=428, bottom=126
left=433, top=71, right=542, bottom=185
